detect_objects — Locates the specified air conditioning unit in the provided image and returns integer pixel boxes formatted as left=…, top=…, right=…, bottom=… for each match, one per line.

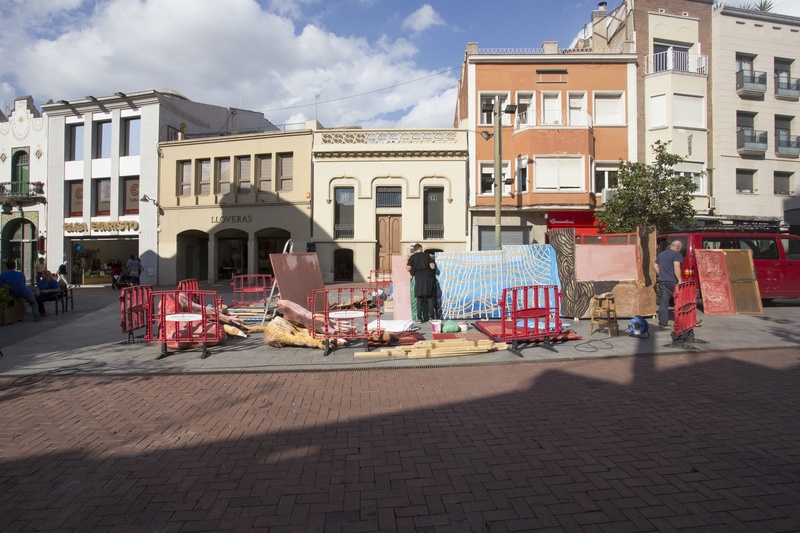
left=708, top=196, right=717, bottom=209
left=601, top=188, right=617, bottom=203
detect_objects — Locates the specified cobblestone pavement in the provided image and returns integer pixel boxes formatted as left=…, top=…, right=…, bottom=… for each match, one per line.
left=1, top=347, right=798, bottom=532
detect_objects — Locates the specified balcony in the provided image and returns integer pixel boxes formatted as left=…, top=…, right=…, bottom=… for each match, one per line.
left=423, top=224, right=444, bottom=240
left=334, top=224, right=354, bottom=239
left=776, top=135, right=800, bottom=157
left=515, top=110, right=593, bottom=130
left=736, top=70, right=767, bottom=98
left=775, top=76, right=800, bottom=100
left=0, top=181, right=46, bottom=208
left=737, top=129, right=768, bottom=156
left=643, top=51, right=708, bottom=75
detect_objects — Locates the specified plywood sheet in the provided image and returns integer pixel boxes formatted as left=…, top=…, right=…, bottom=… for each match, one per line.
left=725, top=250, right=763, bottom=315
left=575, top=244, right=638, bottom=281
left=269, top=253, right=325, bottom=310
left=391, top=255, right=412, bottom=321
left=695, top=249, right=735, bottom=314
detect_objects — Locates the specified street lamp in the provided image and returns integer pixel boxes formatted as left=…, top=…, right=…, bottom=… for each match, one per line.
left=140, top=194, right=165, bottom=216
left=481, top=98, right=517, bottom=249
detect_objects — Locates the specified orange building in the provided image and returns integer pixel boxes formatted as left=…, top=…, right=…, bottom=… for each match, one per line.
left=455, top=41, right=637, bottom=247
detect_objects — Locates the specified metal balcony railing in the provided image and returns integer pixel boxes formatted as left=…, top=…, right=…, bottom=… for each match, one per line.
left=736, top=70, right=767, bottom=96
left=737, top=129, right=768, bottom=155
left=423, top=224, right=444, bottom=240
left=0, top=181, right=45, bottom=197
left=776, top=134, right=800, bottom=156
left=643, top=51, right=708, bottom=75
left=334, top=224, right=354, bottom=239
left=775, top=75, right=800, bottom=99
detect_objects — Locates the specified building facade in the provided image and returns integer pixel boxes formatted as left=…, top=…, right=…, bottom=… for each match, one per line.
left=0, top=97, right=48, bottom=282
left=711, top=6, right=800, bottom=230
left=455, top=40, right=637, bottom=246
left=311, top=129, right=469, bottom=283
left=41, top=90, right=276, bottom=285
left=157, top=125, right=314, bottom=286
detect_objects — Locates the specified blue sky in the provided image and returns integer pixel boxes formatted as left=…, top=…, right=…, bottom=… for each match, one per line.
left=1, top=0, right=799, bottom=129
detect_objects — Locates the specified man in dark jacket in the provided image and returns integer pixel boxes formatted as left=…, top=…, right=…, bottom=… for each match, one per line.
left=406, top=244, right=437, bottom=323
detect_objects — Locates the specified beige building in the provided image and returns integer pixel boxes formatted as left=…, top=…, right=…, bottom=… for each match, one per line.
left=312, top=129, right=469, bottom=283
left=157, top=126, right=314, bottom=286
left=711, top=6, right=800, bottom=229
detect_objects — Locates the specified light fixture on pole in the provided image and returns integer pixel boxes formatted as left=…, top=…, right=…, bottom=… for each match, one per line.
left=481, top=98, right=517, bottom=250
left=140, top=194, right=165, bottom=216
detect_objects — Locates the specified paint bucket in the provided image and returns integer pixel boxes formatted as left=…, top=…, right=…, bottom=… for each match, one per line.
left=431, top=320, right=442, bottom=333
left=458, top=322, right=468, bottom=332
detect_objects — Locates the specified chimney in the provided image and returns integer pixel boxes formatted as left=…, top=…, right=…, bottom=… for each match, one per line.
left=592, top=1, right=608, bottom=21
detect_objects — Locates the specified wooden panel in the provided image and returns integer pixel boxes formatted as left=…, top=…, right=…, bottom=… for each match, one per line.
left=269, top=253, right=325, bottom=310
left=696, top=249, right=735, bottom=314
left=725, top=250, right=763, bottom=315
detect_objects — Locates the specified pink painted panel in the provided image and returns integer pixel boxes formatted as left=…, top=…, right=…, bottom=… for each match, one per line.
left=269, top=253, right=325, bottom=310
left=391, top=255, right=412, bottom=320
left=575, top=244, right=637, bottom=281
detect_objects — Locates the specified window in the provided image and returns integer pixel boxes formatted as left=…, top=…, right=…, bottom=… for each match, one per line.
left=423, top=187, right=444, bottom=239
left=775, top=115, right=793, bottom=150
left=480, top=93, right=512, bottom=125
left=775, top=57, right=794, bottom=90
left=568, top=92, right=587, bottom=126
left=701, top=237, right=736, bottom=250
left=542, top=92, right=561, bottom=125
left=594, top=166, right=619, bottom=194
left=68, top=182, right=83, bottom=217
left=67, top=124, right=84, bottom=161
left=334, top=187, right=354, bottom=239
left=594, top=93, right=624, bottom=125
left=12, top=150, right=29, bottom=185
left=774, top=171, right=792, bottom=195
left=216, top=157, right=231, bottom=195
left=535, top=157, right=584, bottom=191
left=516, top=92, right=535, bottom=126
left=516, top=157, right=528, bottom=193
left=94, top=179, right=111, bottom=216
left=739, top=237, right=779, bottom=259
left=277, top=153, right=293, bottom=191
left=178, top=161, right=191, bottom=196
left=677, top=171, right=705, bottom=196
left=653, top=42, right=691, bottom=72
left=197, top=159, right=211, bottom=196
left=121, top=117, right=140, bottom=156
left=479, top=162, right=510, bottom=195
left=256, top=154, right=272, bottom=192
left=93, top=121, right=112, bottom=159
left=736, top=169, right=755, bottom=193
left=376, top=186, right=402, bottom=208
left=236, top=156, right=251, bottom=194
left=672, top=94, right=704, bottom=129
left=649, top=94, right=666, bottom=129
left=782, top=236, right=800, bottom=260
left=122, top=177, right=139, bottom=214
left=736, top=53, right=755, bottom=74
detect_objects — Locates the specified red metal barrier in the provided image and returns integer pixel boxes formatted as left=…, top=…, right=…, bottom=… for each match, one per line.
left=672, top=280, right=699, bottom=339
left=177, top=279, right=199, bottom=291
left=145, top=290, right=222, bottom=360
left=369, top=269, right=392, bottom=290
left=231, top=274, right=273, bottom=306
left=499, top=284, right=562, bottom=356
left=308, top=287, right=382, bottom=355
left=119, top=285, right=154, bottom=343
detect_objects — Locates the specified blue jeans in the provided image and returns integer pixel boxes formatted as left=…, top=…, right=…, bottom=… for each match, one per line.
left=657, top=281, right=676, bottom=326
left=21, top=291, right=40, bottom=319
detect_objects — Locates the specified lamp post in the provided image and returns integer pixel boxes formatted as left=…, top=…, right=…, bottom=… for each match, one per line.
left=481, top=98, right=517, bottom=250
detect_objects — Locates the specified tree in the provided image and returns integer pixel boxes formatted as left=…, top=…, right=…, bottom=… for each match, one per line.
left=595, top=141, right=699, bottom=233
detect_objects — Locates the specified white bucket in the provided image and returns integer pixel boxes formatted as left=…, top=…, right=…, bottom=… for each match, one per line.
left=430, top=320, right=442, bottom=333
left=458, top=322, right=468, bottom=332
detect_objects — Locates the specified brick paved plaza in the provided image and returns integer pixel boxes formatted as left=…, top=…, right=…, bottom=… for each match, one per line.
left=1, top=347, right=798, bottom=532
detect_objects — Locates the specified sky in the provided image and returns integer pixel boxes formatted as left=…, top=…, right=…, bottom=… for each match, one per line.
left=2, top=0, right=800, bottom=130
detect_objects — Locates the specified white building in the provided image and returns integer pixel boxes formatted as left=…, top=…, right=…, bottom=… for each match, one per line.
left=41, top=90, right=276, bottom=285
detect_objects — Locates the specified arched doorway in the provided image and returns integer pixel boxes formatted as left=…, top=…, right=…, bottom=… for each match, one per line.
left=255, top=227, right=291, bottom=276
left=216, top=229, right=248, bottom=281
left=2, top=218, right=37, bottom=282
left=333, top=248, right=354, bottom=282
left=176, top=230, right=209, bottom=282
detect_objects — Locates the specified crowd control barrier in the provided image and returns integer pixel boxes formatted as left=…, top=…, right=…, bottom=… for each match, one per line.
left=231, top=274, right=273, bottom=306
left=177, top=278, right=199, bottom=291
left=308, top=287, right=381, bottom=356
left=119, top=285, right=154, bottom=343
left=668, top=280, right=706, bottom=348
left=145, top=289, right=222, bottom=360
left=499, top=284, right=562, bottom=356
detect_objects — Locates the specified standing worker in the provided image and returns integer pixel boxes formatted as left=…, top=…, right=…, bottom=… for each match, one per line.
left=406, top=244, right=437, bottom=324
left=653, top=240, right=683, bottom=328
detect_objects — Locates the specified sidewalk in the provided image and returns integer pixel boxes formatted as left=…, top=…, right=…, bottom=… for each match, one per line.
left=1, top=282, right=799, bottom=376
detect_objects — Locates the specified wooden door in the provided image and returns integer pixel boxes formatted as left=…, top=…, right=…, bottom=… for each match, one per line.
left=376, top=215, right=402, bottom=270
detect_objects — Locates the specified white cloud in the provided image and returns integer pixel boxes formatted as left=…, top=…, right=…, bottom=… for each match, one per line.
left=773, top=0, right=800, bottom=17
left=0, top=0, right=458, bottom=128
left=402, top=4, right=445, bottom=35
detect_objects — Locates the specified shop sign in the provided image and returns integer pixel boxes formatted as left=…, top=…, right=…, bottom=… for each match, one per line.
left=64, top=221, right=140, bottom=232
left=211, top=215, right=253, bottom=224
left=546, top=211, right=597, bottom=227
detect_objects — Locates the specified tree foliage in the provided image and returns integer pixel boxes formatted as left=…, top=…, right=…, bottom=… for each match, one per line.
left=595, top=141, right=698, bottom=233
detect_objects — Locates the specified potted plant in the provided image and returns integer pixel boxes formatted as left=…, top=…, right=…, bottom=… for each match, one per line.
left=31, top=181, right=44, bottom=194
left=0, top=285, right=18, bottom=326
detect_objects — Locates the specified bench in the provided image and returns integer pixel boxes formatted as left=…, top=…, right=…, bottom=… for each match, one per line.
left=52, top=288, right=75, bottom=315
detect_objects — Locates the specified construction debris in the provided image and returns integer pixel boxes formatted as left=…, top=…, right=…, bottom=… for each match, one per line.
left=355, top=338, right=507, bottom=359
